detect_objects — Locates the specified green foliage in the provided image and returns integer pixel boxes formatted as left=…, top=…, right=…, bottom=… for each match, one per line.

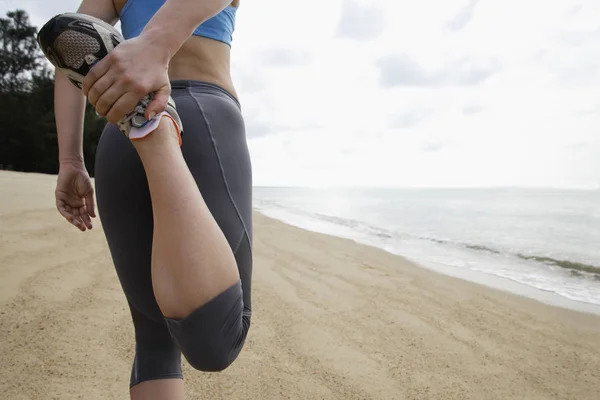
left=0, top=9, right=105, bottom=176
left=0, top=9, right=41, bottom=92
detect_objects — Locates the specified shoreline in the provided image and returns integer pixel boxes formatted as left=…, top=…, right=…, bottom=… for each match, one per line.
left=254, top=208, right=600, bottom=317
left=412, top=257, right=600, bottom=316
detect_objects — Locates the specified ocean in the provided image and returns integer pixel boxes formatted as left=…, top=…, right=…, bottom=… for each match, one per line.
left=252, top=187, right=600, bottom=307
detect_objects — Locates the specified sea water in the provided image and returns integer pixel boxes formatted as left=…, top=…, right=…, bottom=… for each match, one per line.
left=253, top=187, right=600, bottom=307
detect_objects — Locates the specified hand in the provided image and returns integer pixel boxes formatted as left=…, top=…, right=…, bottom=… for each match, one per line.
left=55, top=161, right=96, bottom=232
left=82, top=35, right=171, bottom=124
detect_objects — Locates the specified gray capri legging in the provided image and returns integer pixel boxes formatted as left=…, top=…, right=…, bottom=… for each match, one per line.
left=94, top=80, right=253, bottom=387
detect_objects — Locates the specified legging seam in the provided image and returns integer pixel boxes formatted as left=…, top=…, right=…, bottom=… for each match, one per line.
left=232, top=228, right=245, bottom=254
left=238, top=229, right=253, bottom=318
left=187, top=87, right=252, bottom=254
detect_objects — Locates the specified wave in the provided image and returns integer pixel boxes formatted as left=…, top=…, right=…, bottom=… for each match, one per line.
left=419, top=237, right=600, bottom=278
left=256, top=201, right=395, bottom=240
left=515, top=255, right=600, bottom=277
left=254, top=200, right=600, bottom=280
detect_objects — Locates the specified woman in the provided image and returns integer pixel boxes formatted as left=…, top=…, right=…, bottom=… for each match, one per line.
left=49, top=0, right=252, bottom=398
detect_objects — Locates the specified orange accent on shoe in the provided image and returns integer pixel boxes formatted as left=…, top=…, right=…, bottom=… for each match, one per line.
left=129, top=113, right=182, bottom=147
left=161, top=114, right=183, bottom=147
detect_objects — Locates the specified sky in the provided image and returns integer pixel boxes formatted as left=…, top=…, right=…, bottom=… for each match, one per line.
left=2, top=0, right=600, bottom=189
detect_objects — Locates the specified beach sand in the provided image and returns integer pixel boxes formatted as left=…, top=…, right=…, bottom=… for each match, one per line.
left=1, top=170, right=599, bottom=400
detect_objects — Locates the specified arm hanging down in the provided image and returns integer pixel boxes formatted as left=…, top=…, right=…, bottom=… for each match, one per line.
left=52, top=0, right=118, bottom=231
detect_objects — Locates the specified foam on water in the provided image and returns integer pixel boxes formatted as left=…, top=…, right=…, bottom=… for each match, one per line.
left=253, top=188, right=600, bottom=307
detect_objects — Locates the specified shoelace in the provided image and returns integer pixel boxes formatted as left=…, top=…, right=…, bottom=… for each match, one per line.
left=120, top=94, right=153, bottom=127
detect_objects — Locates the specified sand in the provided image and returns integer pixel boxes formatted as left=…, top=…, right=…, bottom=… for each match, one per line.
left=1, top=170, right=599, bottom=400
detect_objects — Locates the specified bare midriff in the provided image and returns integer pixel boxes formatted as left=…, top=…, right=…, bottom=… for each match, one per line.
left=113, top=0, right=239, bottom=100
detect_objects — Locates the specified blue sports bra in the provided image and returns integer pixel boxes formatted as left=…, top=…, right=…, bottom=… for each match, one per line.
left=120, top=0, right=237, bottom=46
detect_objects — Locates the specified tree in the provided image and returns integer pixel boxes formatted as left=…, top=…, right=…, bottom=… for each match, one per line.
left=0, top=10, right=41, bottom=92
left=0, top=9, right=106, bottom=176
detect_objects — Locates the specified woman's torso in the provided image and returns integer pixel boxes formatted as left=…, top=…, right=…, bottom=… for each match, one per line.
left=113, top=0, right=240, bottom=99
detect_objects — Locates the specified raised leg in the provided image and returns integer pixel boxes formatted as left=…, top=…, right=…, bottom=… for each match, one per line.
left=130, top=117, right=240, bottom=319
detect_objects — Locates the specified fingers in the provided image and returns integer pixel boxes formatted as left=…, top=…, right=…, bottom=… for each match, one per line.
left=73, top=216, right=87, bottom=232
left=145, top=85, right=170, bottom=119
left=83, top=47, right=171, bottom=124
left=84, top=54, right=142, bottom=119
left=94, top=76, right=154, bottom=123
left=82, top=57, right=110, bottom=97
left=57, top=202, right=87, bottom=231
left=105, top=92, right=145, bottom=124
left=80, top=191, right=96, bottom=230
left=57, top=198, right=95, bottom=232
left=85, top=191, right=97, bottom=218
left=94, top=84, right=126, bottom=118
left=86, top=73, right=114, bottom=108
left=80, top=204, right=94, bottom=230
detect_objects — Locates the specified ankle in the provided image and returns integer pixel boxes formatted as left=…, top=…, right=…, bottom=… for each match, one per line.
left=131, top=116, right=181, bottom=151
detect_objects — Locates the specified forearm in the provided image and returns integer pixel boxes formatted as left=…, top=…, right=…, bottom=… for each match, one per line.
left=54, top=70, right=86, bottom=164
left=140, top=0, right=232, bottom=59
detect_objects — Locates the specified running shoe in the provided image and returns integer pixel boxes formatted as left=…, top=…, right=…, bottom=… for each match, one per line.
left=37, top=12, right=183, bottom=141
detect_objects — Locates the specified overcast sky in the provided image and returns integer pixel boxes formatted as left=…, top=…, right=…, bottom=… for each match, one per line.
left=2, top=0, right=599, bottom=188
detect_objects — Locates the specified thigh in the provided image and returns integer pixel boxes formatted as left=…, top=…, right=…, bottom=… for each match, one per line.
left=94, top=84, right=253, bottom=316
left=173, top=84, right=253, bottom=315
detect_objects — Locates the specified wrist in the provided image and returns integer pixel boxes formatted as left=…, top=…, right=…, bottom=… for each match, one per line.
left=140, top=25, right=185, bottom=62
left=59, top=155, right=85, bottom=167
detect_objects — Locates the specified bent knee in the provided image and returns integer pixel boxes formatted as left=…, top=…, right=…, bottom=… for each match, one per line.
left=164, top=280, right=251, bottom=372
left=185, top=344, right=238, bottom=372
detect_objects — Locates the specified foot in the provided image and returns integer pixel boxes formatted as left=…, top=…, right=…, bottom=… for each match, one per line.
left=37, top=12, right=183, bottom=142
left=120, top=96, right=183, bottom=146
left=131, top=115, right=183, bottom=152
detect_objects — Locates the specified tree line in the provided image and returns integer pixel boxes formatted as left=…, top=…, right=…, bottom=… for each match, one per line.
left=0, top=10, right=106, bottom=176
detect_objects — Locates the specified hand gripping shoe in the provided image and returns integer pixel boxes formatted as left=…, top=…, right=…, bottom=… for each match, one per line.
left=37, top=12, right=183, bottom=144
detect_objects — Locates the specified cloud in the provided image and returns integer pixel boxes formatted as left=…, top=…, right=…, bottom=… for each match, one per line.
left=389, top=108, right=434, bottom=129
left=421, top=142, right=446, bottom=153
left=462, top=105, right=484, bottom=115
left=573, top=106, right=599, bottom=116
left=244, top=114, right=322, bottom=139
left=232, top=66, right=269, bottom=94
left=335, top=0, right=385, bottom=41
left=376, top=54, right=500, bottom=88
left=552, top=25, right=600, bottom=47
left=244, top=120, right=275, bottom=138
left=538, top=26, right=600, bottom=86
left=259, top=48, right=312, bottom=67
left=445, top=0, right=479, bottom=32
left=566, top=3, right=584, bottom=16
left=233, top=47, right=314, bottom=95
